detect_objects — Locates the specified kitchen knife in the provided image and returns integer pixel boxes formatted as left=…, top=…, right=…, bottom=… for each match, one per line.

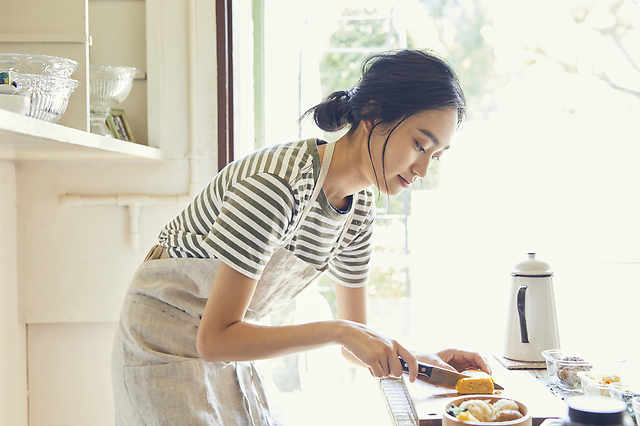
left=399, top=359, right=504, bottom=390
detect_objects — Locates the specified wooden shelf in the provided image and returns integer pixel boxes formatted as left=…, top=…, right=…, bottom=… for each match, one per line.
left=0, top=108, right=162, bottom=161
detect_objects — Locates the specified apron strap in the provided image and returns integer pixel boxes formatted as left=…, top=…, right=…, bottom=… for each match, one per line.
left=282, top=141, right=354, bottom=259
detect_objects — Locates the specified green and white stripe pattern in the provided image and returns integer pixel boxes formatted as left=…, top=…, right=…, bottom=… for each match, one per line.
left=158, top=139, right=374, bottom=287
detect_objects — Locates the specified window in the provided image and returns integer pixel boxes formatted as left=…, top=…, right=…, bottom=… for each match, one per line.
left=233, top=0, right=640, bottom=422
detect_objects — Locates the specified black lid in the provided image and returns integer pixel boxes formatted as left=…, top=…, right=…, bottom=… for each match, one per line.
left=567, top=397, right=627, bottom=425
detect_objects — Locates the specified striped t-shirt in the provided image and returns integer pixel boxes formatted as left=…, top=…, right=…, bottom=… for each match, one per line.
left=158, top=139, right=375, bottom=288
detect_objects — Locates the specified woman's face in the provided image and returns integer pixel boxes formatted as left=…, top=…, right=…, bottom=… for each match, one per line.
left=368, top=108, right=458, bottom=196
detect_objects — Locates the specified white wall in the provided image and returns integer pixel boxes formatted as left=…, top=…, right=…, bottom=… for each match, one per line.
left=0, top=161, right=28, bottom=426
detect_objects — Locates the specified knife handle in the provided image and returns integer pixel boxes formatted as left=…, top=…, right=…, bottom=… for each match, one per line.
left=400, top=358, right=410, bottom=373
left=399, top=358, right=432, bottom=377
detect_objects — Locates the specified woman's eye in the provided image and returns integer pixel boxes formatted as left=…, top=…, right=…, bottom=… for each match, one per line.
left=415, top=141, right=426, bottom=152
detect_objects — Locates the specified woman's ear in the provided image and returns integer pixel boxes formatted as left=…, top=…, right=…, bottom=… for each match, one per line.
left=361, top=118, right=376, bottom=134
left=359, top=101, right=381, bottom=134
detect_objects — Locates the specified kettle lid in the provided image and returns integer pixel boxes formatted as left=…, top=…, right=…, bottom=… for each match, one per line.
left=513, top=253, right=553, bottom=277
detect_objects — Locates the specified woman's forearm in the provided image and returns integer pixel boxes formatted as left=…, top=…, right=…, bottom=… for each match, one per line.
left=196, top=264, right=415, bottom=381
left=196, top=263, right=357, bottom=362
left=334, top=282, right=368, bottom=367
left=196, top=318, right=349, bottom=362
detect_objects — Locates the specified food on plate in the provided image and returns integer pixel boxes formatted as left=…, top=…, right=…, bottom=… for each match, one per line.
left=492, top=410, right=524, bottom=422
left=491, top=399, right=520, bottom=416
left=579, top=372, right=622, bottom=396
left=592, top=373, right=621, bottom=385
left=557, top=356, right=591, bottom=388
left=447, top=399, right=524, bottom=423
left=456, top=370, right=495, bottom=394
left=460, top=399, right=492, bottom=422
left=457, top=411, right=481, bottom=422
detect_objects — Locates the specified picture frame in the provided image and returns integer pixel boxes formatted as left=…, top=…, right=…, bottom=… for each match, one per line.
left=106, top=109, right=136, bottom=143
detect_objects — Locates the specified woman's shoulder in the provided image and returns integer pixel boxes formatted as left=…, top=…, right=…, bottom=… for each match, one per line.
left=353, top=187, right=377, bottom=226
left=208, top=139, right=318, bottom=209
left=354, top=187, right=376, bottom=210
left=234, top=138, right=317, bottom=181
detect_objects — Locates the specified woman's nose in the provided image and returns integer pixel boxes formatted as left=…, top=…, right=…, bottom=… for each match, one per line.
left=413, top=158, right=431, bottom=179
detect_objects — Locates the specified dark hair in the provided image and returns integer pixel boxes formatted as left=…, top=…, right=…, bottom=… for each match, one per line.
left=302, top=49, right=466, bottom=194
left=302, top=49, right=466, bottom=133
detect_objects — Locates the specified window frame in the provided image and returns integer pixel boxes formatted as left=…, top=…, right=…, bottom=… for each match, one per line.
left=216, top=0, right=234, bottom=170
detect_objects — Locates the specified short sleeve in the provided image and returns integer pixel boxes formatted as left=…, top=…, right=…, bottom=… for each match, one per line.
left=202, top=173, right=296, bottom=279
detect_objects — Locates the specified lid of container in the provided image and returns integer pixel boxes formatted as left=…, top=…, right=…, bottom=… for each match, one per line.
left=512, top=253, right=553, bottom=277
left=567, top=396, right=627, bottom=425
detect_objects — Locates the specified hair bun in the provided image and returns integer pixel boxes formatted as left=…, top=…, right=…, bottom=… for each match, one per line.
left=306, top=90, right=354, bottom=132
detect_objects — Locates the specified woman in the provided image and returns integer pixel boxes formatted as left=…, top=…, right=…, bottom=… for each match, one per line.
left=112, top=49, right=490, bottom=425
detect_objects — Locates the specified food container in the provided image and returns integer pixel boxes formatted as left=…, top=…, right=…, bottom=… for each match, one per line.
left=548, top=396, right=635, bottom=426
left=443, top=396, right=531, bottom=426
left=13, top=73, right=79, bottom=123
left=0, top=53, right=79, bottom=78
left=542, top=349, right=592, bottom=391
left=610, top=384, right=640, bottom=425
left=578, top=371, right=622, bottom=397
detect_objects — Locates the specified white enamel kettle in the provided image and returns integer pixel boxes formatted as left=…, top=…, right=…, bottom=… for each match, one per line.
left=503, top=253, right=560, bottom=361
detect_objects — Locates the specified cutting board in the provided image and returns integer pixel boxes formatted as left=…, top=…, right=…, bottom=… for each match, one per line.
left=405, top=356, right=568, bottom=426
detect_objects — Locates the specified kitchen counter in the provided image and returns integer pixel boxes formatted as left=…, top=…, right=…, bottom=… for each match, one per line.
left=381, top=356, right=570, bottom=426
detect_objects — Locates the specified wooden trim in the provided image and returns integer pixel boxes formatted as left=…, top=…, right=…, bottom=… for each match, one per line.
left=216, top=0, right=234, bottom=170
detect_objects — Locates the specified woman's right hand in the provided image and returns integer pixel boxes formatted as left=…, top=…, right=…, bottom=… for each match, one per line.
left=339, top=320, right=419, bottom=383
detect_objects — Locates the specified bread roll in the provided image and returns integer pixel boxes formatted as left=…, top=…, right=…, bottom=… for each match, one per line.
left=491, top=399, right=520, bottom=415
left=459, top=399, right=492, bottom=422
left=492, top=410, right=524, bottom=422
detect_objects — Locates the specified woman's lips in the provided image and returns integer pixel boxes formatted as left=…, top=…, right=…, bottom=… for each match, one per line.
left=399, top=175, right=411, bottom=188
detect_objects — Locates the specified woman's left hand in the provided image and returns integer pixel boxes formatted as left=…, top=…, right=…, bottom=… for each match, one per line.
left=415, top=348, right=491, bottom=375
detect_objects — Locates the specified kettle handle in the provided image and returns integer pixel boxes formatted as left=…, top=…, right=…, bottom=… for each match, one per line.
left=517, top=285, right=529, bottom=343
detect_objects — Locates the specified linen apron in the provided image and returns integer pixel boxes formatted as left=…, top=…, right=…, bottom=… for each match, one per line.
left=112, top=142, right=354, bottom=425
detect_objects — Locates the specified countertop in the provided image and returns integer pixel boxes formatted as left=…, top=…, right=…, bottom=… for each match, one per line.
left=382, top=355, right=571, bottom=426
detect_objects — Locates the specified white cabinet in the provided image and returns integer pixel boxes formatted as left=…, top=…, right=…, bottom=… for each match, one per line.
left=0, top=108, right=161, bottom=160
left=1, top=0, right=157, bottom=160
left=1, top=2, right=218, bottom=425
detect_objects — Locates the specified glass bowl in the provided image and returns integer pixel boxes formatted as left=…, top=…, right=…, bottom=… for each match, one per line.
left=89, top=65, right=139, bottom=136
left=610, top=384, right=640, bottom=425
left=14, top=73, right=79, bottom=123
left=0, top=53, right=79, bottom=78
left=89, top=64, right=139, bottom=106
left=542, top=349, right=593, bottom=391
left=578, top=371, right=622, bottom=397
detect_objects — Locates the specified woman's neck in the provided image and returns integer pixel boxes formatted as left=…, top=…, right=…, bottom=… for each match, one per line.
left=320, top=127, right=374, bottom=208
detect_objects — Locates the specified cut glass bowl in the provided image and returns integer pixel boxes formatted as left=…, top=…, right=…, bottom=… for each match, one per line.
left=0, top=53, right=79, bottom=78
left=13, top=73, right=80, bottom=123
left=89, top=65, right=139, bottom=137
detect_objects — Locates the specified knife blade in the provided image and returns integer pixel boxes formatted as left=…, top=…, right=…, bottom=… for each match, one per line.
left=399, top=359, right=504, bottom=390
